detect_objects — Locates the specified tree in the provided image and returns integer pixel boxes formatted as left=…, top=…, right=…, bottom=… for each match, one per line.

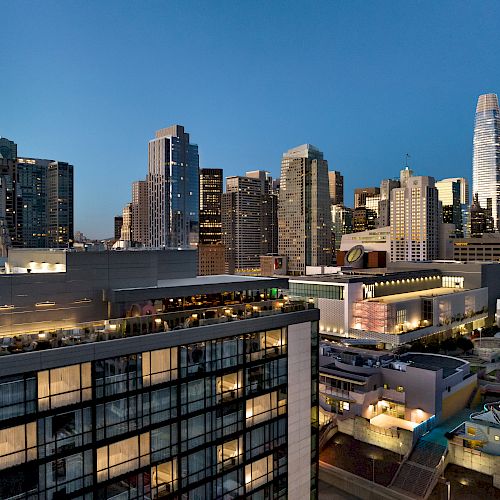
left=441, top=337, right=457, bottom=354
left=456, top=336, right=474, bottom=354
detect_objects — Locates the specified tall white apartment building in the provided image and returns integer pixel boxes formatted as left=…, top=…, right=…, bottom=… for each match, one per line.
left=132, top=180, right=149, bottom=245
left=390, top=171, right=440, bottom=261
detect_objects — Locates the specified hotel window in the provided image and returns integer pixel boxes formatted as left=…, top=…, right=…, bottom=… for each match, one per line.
left=38, top=407, right=92, bottom=457
left=0, top=374, right=36, bottom=421
left=181, top=377, right=215, bottom=414
left=217, top=437, right=243, bottom=472
left=213, top=401, right=245, bottom=439
left=0, top=422, right=36, bottom=470
left=151, top=423, right=178, bottom=462
left=246, top=391, right=283, bottom=426
left=151, top=458, right=178, bottom=497
left=95, top=354, right=141, bottom=397
left=246, top=418, right=286, bottom=460
left=245, top=455, right=274, bottom=492
left=143, top=347, right=178, bottom=385
left=181, top=448, right=211, bottom=486
left=180, top=342, right=207, bottom=375
left=216, top=371, right=243, bottom=403
left=96, top=395, right=146, bottom=440
left=150, top=385, right=177, bottom=424
left=38, top=363, right=91, bottom=410
left=97, top=433, right=150, bottom=482
left=40, top=450, right=93, bottom=495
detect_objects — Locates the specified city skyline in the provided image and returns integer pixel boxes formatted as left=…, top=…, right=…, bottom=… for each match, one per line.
left=2, top=1, right=500, bottom=238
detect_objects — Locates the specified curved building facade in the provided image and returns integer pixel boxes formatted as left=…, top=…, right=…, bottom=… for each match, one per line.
left=472, top=93, right=500, bottom=230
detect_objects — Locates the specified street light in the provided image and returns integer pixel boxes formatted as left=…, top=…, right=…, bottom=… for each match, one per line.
left=399, top=441, right=403, bottom=463
left=479, top=327, right=483, bottom=348
left=446, top=480, right=451, bottom=500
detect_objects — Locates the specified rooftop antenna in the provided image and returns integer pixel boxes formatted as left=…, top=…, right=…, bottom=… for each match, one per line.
left=404, top=153, right=411, bottom=169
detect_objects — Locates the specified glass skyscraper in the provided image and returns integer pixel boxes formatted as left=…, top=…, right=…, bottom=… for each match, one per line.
left=472, top=93, right=500, bottom=230
left=148, top=125, right=199, bottom=249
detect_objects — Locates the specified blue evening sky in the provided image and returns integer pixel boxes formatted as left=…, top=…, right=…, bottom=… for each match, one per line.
left=2, top=1, right=500, bottom=238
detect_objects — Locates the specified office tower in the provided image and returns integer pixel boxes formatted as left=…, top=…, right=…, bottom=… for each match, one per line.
left=0, top=249, right=319, bottom=499
left=331, top=204, right=353, bottom=251
left=222, top=176, right=262, bottom=273
left=198, top=243, right=225, bottom=275
left=328, top=170, right=344, bottom=205
left=246, top=170, right=279, bottom=256
left=354, top=187, right=380, bottom=209
left=114, top=216, right=123, bottom=240
left=121, top=203, right=133, bottom=241
left=148, top=125, right=199, bottom=248
left=278, top=144, right=332, bottom=275
left=438, top=177, right=470, bottom=237
left=16, top=158, right=49, bottom=247
left=473, top=93, right=500, bottom=230
left=0, top=157, right=17, bottom=246
left=47, top=161, right=74, bottom=247
left=132, top=180, right=149, bottom=245
left=199, top=168, right=223, bottom=245
left=470, top=194, right=494, bottom=237
left=390, top=172, right=440, bottom=261
left=435, top=178, right=463, bottom=236
left=377, top=178, right=400, bottom=227
left=0, top=137, right=17, bottom=160
left=352, top=207, right=377, bottom=233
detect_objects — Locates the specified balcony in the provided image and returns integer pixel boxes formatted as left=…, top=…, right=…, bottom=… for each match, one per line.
left=0, top=299, right=312, bottom=356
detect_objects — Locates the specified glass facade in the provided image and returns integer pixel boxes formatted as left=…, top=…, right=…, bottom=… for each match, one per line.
left=0, top=327, right=292, bottom=499
left=290, top=282, right=344, bottom=300
left=473, top=93, right=500, bottom=230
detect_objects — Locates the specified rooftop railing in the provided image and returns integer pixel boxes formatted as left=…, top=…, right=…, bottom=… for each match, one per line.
left=0, top=299, right=312, bottom=356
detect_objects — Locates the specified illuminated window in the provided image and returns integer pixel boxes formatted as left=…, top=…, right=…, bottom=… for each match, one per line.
left=495, top=435, right=499, bottom=442
left=246, top=390, right=286, bottom=426
left=397, top=386, right=404, bottom=392
left=466, top=426, right=476, bottom=436
left=151, top=459, right=178, bottom=497
left=0, top=422, right=36, bottom=470
left=245, top=455, right=273, bottom=492
left=216, top=371, right=243, bottom=402
left=217, top=437, right=242, bottom=472
left=97, top=433, right=150, bottom=482
left=38, top=363, right=91, bottom=410
left=143, top=348, right=178, bottom=385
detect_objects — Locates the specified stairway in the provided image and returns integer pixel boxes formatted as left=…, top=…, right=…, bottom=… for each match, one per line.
left=390, top=440, right=447, bottom=499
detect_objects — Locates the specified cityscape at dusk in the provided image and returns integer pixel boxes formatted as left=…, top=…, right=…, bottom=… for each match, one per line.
left=2, top=1, right=500, bottom=499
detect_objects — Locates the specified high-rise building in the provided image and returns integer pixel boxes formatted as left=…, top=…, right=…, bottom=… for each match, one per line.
left=132, top=180, right=149, bottom=245
left=352, top=207, right=377, bottom=233
left=354, top=187, right=380, bottom=209
left=114, top=216, right=123, bottom=240
left=120, top=203, right=133, bottom=241
left=199, top=168, right=223, bottom=245
left=222, top=176, right=262, bottom=273
left=331, top=204, right=353, bottom=252
left=390, top=170, right=440, bottom=261
left=435, top=178, right=462, bottom=236
left=377, top=178, right=400, bottom=227
left=47, top=161, right=74, bottom=247
left=470, top=194, right=494, bottom=237
left=0, top=157, right=17, bottom=246
left=328, top=170, right=344, bottom=205
left=278, top=144, right=332, bottom=275
left=0, top=137, right=17, bottom=160
left=246, top=170, right=279, bottom=256
left=0, top=249, right=319, bottom=499
left=148, top=125, right=199, bottom=248
left=472, top=93, right=500, bottom=230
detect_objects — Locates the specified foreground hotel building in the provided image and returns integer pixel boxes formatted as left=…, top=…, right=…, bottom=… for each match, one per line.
left=472, top=93, right=500, bottom=230
left=0, top=249, right=318, bottom=499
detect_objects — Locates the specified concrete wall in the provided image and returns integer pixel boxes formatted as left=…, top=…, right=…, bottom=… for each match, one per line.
left=448, top=441, right=500, bottom=488
left=287, top=321, right=313, bottom=499
left=441, top=376, right=477, bottom=421
left=338, top=417, right=413, bottom=456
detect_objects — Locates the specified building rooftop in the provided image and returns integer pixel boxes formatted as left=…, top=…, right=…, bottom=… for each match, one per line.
left=365, top=287, right=465, bottom=304
left=289, top=269, right=441, bottom=284
left=400, top=353, right=467, bottom=378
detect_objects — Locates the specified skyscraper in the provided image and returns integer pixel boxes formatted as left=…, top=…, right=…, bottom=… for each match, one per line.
left=390, top=170, right=440, bottom=261
left=199, top=168, right=223, bottom=245
left=0, top=137, right=17, bottom=160
left=278, top=144, right=332, bottom=275
left=331, top=204, right=353, bottom=252
left=114, top=216, right=123, bottom=240
left=472, top=93, right=500, bottom=230
left=47, top=161, right=74, bottom=247
left=222, top=176, right=262, bottom=273
left=148, top=125, right=199, bottom=248
left=328, top=170, right=344, bottom=205
left=132, top=180, right=149, bottom=245
left=435, top=178, right=462, bottom=236
left=354, top=187, right=380, bottom=209
left=377, top=178, right=400, bottom=227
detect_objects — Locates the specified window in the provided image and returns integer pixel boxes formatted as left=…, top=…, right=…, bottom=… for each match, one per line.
left=217, top=437, right=242, bottom=472
left=245, top=455, right=273, bottom=492
left=151, top=459, right=178, bottom=497
left=246, top=391, right=286, bottom=426
left=216, top=371, right=243, bottom=402
left=95, top=355, right=141, bottom=397
left=151, top=424, right=178, bottom=462
left=143, top=348, right=178, bottom=385
left=38, top=363, right=91, bottom=410
left=97, top=433, right=150, bottom=482
left=0, top=422, right=36, bottom=470
left=96, top=395, right=146, bottom=440
left=150, top=386, right=177, bottom=423
left=0, top=374, right=36, bottom=421
left=396, top=386, right=404, bottom=393
left=466, top=426, right=476, bottom=436
left=495, top=435, right=499, bottom=442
